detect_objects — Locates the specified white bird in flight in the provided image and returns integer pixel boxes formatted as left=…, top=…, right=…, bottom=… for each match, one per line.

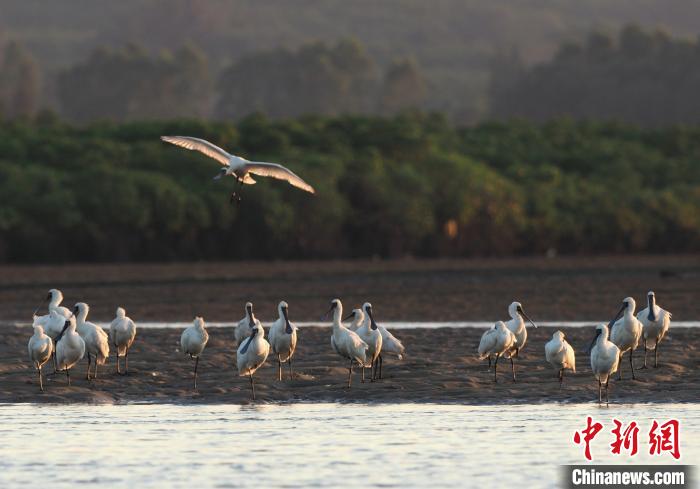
left=160, top=135, right=315, bottom=203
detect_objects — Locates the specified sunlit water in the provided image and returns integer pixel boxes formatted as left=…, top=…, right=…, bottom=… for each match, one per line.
left=0, top=403, right=697, bottom=488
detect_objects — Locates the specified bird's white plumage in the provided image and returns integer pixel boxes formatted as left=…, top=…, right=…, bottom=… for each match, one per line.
left=33, top=289, right=72, bottom=341
left=355, top=302, right=382, bottom=368
left=160, top=135, right=231, bottom=166
left=181, top=317, right=209, bottom=357
left=610, top=297, right=642, bottom=355
left=544, top=331, right=576, bottom=372
left=268, top=301, right=298, bottom=363
left=477, top=321, right=516, bottom=359
left=74, top=302, right=110, bottom=365
left=329, top=299, right=368, bottom=365
left=56, top=316, right=86, bottom=371
left=504, top=301, right=535, bottom=356
left=637, top=291, right=671, bottom=349
left=345, top=308, right=365, bottom=331
left=28, top=324, right=53, bottom=368
left=237, top=320, right=270, bottom=377
left=591, top=324, right=620, bottom=385
left=235, top=302, right=262, bottom=345
left=377, top=324, right=405, bottom=359
left=245, top=162, right=315, bottom=193
left=109, top=307, right=136, bottom=356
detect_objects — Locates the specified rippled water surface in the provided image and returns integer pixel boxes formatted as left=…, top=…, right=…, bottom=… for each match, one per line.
left=1, top=403, right=697, bottom=488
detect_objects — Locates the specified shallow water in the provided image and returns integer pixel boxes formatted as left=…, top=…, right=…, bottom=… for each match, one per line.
left=1, top=403, right=697, bottom=488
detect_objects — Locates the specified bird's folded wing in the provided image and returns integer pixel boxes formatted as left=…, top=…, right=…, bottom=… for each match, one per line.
left=247, top=162, right=315, bottom=194
left=160, top=136, right=231, bottom=166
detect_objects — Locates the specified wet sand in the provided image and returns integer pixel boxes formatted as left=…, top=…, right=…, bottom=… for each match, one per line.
left=0, top=255, right=698, bottom=322
left=1, top=325, right=697, bottom=404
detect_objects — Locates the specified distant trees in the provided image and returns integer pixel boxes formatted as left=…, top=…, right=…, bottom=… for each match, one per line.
left=0, top=42, right=40, bottom=119
left=489, top=25, right=700, bottom=126
left=0, top=115, right=698, bottom=263
left=57, top=44, right=211, bottom=122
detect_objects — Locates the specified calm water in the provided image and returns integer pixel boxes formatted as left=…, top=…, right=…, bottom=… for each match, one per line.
left=0, top=403, right=697, bottom=488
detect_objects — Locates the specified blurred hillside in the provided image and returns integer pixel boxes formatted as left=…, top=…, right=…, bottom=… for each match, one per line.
left=1, top=114, right=699, bottom=262
left=3, top=1, right=700, bottom=123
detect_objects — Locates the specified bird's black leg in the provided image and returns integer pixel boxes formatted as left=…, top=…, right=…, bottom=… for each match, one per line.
left=618, top=352, right=623, bottom=380
left=86, top=352, right=92, bottom=380
left=66, top=367, right=71, bottom=386
left=115, top=347, right=120, bottom=375
left=278, top=354, right=282, bottom=382
left=379, top=355, right=383, bottom=379
left=559, top=368, right=564, bottom=389
left=288, top=357, right=293, bottom=380
left=510, top=356, right=516, bottom=382
left=654, top=339, right=659, bottom=368
left=38, top=363, right=44, bottom=392
left=124, top=348, right=129, bottom=376
left=494, top=353, right=500, bottom=383
left=598, top=379, right=602, bottom=404
left=193, top=356, right=199, bottom=389
left=347, top=359, right=353, bottom=388
left=641, top=339, right=648, bottom=369
left=250, top=373, right=256, bottom=400
left=487, top=355, right=492, bottom=371
left=630, top=348, right=636, bottom=380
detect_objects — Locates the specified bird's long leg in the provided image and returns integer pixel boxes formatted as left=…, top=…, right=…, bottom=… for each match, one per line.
left=494, top=353, right=500, bottom=383
left=37, top=362, right=44, bottom=392
left=641, top=339, right=648, bottom=369
left=114, top=347, right=119, bottom=375
left=361, top=363, right=365, bottom=383
left=654, top=339, right=659, bottom=368
left=288, top=357, right=293, bottom=380
left=193, top=356, right=199, bottom=389
left=94, top=360, right=99, bottom=379
left=629, top=348, right=636, bottom=380
left=125, top=348, right=129, bottom=375
left=605, top=380, right=610, bottom=405
left=86, top=352, right=92, bottom=380
left=559, top=368, right=564, bottom=389
left=66, top=367, right=71, bottom=386
left=370, top=358, right=376, bottom=382
left=278, top=354, right=282, bottom=382
left=250, top=373, right=256, bottom=400
left=598, top=379, right=602, bottom=404
left=347, top=359, right=353, bottom=388
left=52, top=351, right=58, bottom=374
left=618, top=352, right=623, bottom=380
left=510, top=356, right=516, bottom=382
left=487, top=355, right=492, bottom=371
left=378, top=355, right=383, bottom=379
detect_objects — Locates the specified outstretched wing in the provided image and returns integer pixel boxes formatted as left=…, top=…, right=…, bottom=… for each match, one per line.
left=161, top=136, right=231, bottom=166
left=246, top=162, right=315, bottom=194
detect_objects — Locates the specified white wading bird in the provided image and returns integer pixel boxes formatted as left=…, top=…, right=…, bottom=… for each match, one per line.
left=181, top=317, right=209, bottom=389
left=161, top=135, right=315, bottom=204
left=343, top=308, right=365, bottom=332
left=636, top=291, right=672, bottom=368
left=74, top=303, right=110, bottom=380
left=609, top=297, right=642, bottom=380
left=324, top=299, right=368, bottom=388
left=502, top=301, right=538, bottom=382
left=355, top=302, right=383, bottom=382
left=109, top=307, right=137, bottom=375
left=55, top=316, right=86, bottom=386
left=32, top=288, right=72, bottom=371
left=589, top=324, right=620, bottom=404
left=268, top=301, right=298, bottom=381
left=237, top=319, right=270, bottom=400
left=477, top=321, right=517, bottom=383
left=28, top=324, right=53, bottom=391
left=544, top=331, right=576, bottom=387
left=235, top=302, right=261, bottom=345
left=374, top=322, right=405, bottom=379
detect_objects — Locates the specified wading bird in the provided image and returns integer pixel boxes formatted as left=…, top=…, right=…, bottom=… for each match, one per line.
left=28, top=324, right=53, bottom=391
left=544, top=331, right=576, bottom=387
left=55, top=316, right=86, bottom=386
left=374, top=322, right=405, bottom=379
left=324, top=299, right=368, bottom=388
left=160, top=136, right=315, bottom=204
left=235, top=302, right=260, bottom=345
left=181, top=317, right=209, bottom=389
left=268, top=301, right=298, bottom=381
left=355, top=302, right=383, bottom=382
left=74, top=303, right=110, bottom=380
left=477, top=321, right=516, bottom=383
left=32, top=288, right=72, bottom=371
left=343, top=308, right=365, bottom=332
left=609, top=297, right=642, bottom=380
left=636, top=291, right=672, bottom=368
left=237, top=319, right=270, bottom=400
left=503, top=301, right=538, bottom=381
left=478, top=326, right=495, bottom=370
left=589, top=324, right=620, bottom=405
left=109, top=307, right=137, bottom=375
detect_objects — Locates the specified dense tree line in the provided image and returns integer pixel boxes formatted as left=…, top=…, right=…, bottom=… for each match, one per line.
left=490, top=25, right=700, bottom=125
left=0, top=115, right=698, bottom=262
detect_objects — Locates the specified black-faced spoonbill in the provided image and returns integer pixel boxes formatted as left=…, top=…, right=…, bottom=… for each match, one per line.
left=32, top=288, right=71, bottom=371
left=235, top=302, right=260, bottom=345
left=477, top=321, right=516, bottom=383
left=374, top=322, right=405, bottom=379
left=608, top=297, right=642, bottom=380
left=636, top=291, right=672, bottom=368
left=343, top=308, right=365, bottom=332
left=355, top=302, right=383, bottom=382
left=28, top=324, right=53, bottom=391
left=54, top=316, right=86, bottom=386
left=503, top=301, right=538, bottom=381
left=237, top=320, right=270, bottom=400
left=268, top=301, right=298, bottom=381
left=324, top=299, right=368, bottom=388
left=74, top=303, right=110, bottom=380
left=160, top=136, right=315, bottom=204
left=181, top=317, right=209, bottom=389
left=589, top=324, right=620, bottom=404
left=544, top=331, right=576, bottom=387
left=109, top=307, right=137, bottom=375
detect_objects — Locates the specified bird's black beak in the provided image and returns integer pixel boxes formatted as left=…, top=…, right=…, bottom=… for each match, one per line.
left=342, top=311, right=355, bottom=321
left=240, top=328, right=256, bottom=354
left=518, top=306, right=538, bottom=329
left=33, top=294, right=50, bottom=316
left=55, top=320, right=71, bottom=344
left=283, top=307, right=292, bottom=334
left=587, top=329, right=602, bottom=354
left=367, top=307, right=378, bottom=330
left=321, top=302, right=337, bottom=320
left=607, top=303, right=627, bottom=328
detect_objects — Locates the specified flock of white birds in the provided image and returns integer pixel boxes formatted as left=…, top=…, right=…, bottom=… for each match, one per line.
left=27, top=287, right=671, bottom=403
